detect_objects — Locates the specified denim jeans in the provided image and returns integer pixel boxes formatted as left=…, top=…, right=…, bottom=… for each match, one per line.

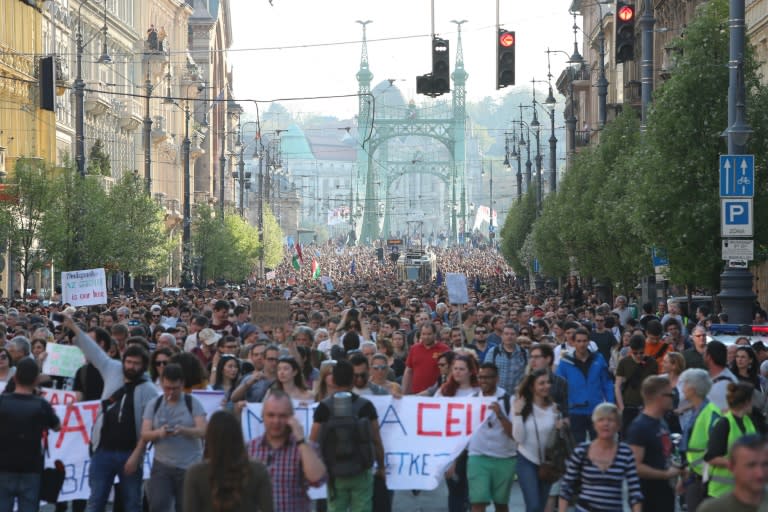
left=146, top=460, right=186, bottom=512
left=516, top=454, right=552, bottom=512
left=0, top=472, right=41, bottom=512
left=445, top=452, right=469, bottom=512
left=569, top=415, right=595, bottom=444
left=86, top=450, right=143, bottom=512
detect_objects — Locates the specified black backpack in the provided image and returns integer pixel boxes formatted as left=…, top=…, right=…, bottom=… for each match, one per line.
left=318, top=394, right=374, bottom=478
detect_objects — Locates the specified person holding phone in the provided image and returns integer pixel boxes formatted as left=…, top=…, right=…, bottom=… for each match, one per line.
left=141, top=363, right=207, bottom=512
left=248, top=390, right=326, bottom=511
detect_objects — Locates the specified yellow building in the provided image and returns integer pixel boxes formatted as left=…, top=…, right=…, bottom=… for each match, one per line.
left=0, top=0, right=57, bottom=299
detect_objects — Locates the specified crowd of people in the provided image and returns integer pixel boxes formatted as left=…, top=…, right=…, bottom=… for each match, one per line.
left=0, top=243, right=768, bottom=512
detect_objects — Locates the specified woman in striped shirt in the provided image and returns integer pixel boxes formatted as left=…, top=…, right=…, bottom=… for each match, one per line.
left=558, top=402, right=643, bottom=512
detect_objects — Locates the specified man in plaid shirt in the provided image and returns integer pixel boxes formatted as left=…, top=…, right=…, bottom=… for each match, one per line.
left=248, top=390, right=326, bottom=511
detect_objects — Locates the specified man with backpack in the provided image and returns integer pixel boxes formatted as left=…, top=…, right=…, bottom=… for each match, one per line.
left=483, top=323, right=528, bottom=396
left=66, top=316, right=159, bottom=512
left=310, top=359, right=385, bottom=512
left=615, top=334, right=659, bottom=435
left=467, top=362, right=516, bottom=512
left=140, top=363, right=206, bottom=512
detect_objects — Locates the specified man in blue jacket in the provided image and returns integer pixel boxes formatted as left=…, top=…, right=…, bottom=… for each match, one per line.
left=555, top=328, right=614, bottom=442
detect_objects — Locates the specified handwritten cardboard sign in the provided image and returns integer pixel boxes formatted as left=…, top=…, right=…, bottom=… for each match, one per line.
left=42, top=344, right=86, bottom=378
left=62, top=268, right=107, bottom=307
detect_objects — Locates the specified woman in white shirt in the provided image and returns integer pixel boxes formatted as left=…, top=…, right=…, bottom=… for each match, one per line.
left=512, top=368, right=560, bottom=512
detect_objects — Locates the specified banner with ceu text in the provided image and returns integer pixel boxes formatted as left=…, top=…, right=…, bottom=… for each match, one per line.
left=45, top=395, right=495, bottom=500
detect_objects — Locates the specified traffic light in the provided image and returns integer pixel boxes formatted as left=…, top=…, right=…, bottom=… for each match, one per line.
left=615, top=1, right=636, bottom=63
left=416, top=37, right=450, bottom=97
left=496, top=29, right=515, bottom=89
left=39, top=56, right=56, bottom=112
left=431, top=37, right=450, bottom=95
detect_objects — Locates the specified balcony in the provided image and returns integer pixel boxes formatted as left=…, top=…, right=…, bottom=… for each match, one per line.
left=84, top=87, right=111, bottom=117
left=575, top=130, right=591, bottom=148
left=118, top=99, right=143, bottom=132
left=151, top=115, right=169, bottom=144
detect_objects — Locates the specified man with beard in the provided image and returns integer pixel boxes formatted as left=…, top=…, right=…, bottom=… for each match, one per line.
left=65, top=316, right=159, bottom=512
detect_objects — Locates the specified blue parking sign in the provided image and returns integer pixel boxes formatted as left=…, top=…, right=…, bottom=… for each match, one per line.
left=721, top=198, right=753, bottom=237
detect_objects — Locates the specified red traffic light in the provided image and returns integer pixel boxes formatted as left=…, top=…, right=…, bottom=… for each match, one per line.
left=618, top=5, right=634, bottom=22
left=499, top=32, right=515, bottom=47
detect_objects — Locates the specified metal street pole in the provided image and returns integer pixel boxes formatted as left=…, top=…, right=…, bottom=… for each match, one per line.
left=258, top=144, right=264, bottom=277
left=182, top=105, right=192, bottom=287
left=143, top=74, right=153, bottom=195
left=488, top=160, right=494, bottom=244
left=74, top=14, right=86, bottom=178
left=238, top=146, right=245, bottom=217
left=596, top=2, right=608, bottom=129
left=718, top=0, right=755, bottom=324
left=220, top=140, right=226, bottom=218
left=639, top=0, right=655, bottom=130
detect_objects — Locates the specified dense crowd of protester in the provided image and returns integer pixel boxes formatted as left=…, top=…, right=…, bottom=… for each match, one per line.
left=1, top=243, right=768, bottom=512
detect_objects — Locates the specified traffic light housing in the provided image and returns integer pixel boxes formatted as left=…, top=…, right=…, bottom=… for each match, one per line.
left=431, top=37, right=450, bottom=94
left=615, top=1, right=636, bottom=63
left=39, top=56, right=56, bottom=112
left=496, top=29, right=515, bottom=89
left=416, top=37, right=450, bottom=97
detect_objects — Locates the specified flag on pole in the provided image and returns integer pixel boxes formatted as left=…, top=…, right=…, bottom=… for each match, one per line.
left=292, top=255, right=301, bottom=270
left=311, top=258, right=320, bottom=279
left=350, top=259, right=356, bottom=275
left=295, top=242, right=303, bottom=264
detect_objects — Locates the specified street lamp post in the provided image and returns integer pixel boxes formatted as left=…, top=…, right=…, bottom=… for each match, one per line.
left=234, top=121, right=259, bottom=218
left=142, top=74, right=153, bottom=195
left=717, top=0, right=755, bottom=324
left=527, top=91, right=543, bottom=211
left=74, top=0, right=111, bottom=179
left=181, top=105, right=192, bottom=287
left=163, top=84, right=199, bottom=288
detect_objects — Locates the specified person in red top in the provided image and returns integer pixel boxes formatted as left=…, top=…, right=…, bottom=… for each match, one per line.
left=402, top=323, right=450, bottom=394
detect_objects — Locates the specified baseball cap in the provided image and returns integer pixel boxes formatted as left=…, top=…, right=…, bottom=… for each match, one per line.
left=198, top=328, right=222, bottom=346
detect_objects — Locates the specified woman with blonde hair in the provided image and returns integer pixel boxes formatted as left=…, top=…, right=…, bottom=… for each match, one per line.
left=559, top=403, right=642, bottom=511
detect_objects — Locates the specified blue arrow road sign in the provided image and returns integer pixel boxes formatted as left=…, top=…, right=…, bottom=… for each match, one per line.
left=720, top=154, right=754, bottom=197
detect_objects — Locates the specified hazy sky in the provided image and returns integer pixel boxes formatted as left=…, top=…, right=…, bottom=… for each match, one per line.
left=228, top=0, right=577, bottom=120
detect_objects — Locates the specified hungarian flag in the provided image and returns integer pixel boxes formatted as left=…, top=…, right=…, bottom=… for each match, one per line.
left=292, top=255, right=301, bottom=270
left=311, top=258, right=320, bottom=279
left=295, top=242, right=303, bottom=263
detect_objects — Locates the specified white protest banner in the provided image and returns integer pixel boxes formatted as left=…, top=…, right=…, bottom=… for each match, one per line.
left=62, top=268, right=108, bottom=307
left=40, top=388, right=79, bottom=406
left=43, top=344, right=86, bottom=378
left=190, top=390, right=226, bottom=419
left=48, top=401, right=101, bottom=501
left=44, top=396, right=492, bottom=502
left=241, top=395, right=493, bottom=491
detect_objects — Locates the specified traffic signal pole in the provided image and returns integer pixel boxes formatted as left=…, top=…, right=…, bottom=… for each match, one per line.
left=639, top=0, right=655, bottom=130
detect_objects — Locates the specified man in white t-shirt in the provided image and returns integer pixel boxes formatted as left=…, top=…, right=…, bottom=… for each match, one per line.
left=467, top=362, right=516, bottom=512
